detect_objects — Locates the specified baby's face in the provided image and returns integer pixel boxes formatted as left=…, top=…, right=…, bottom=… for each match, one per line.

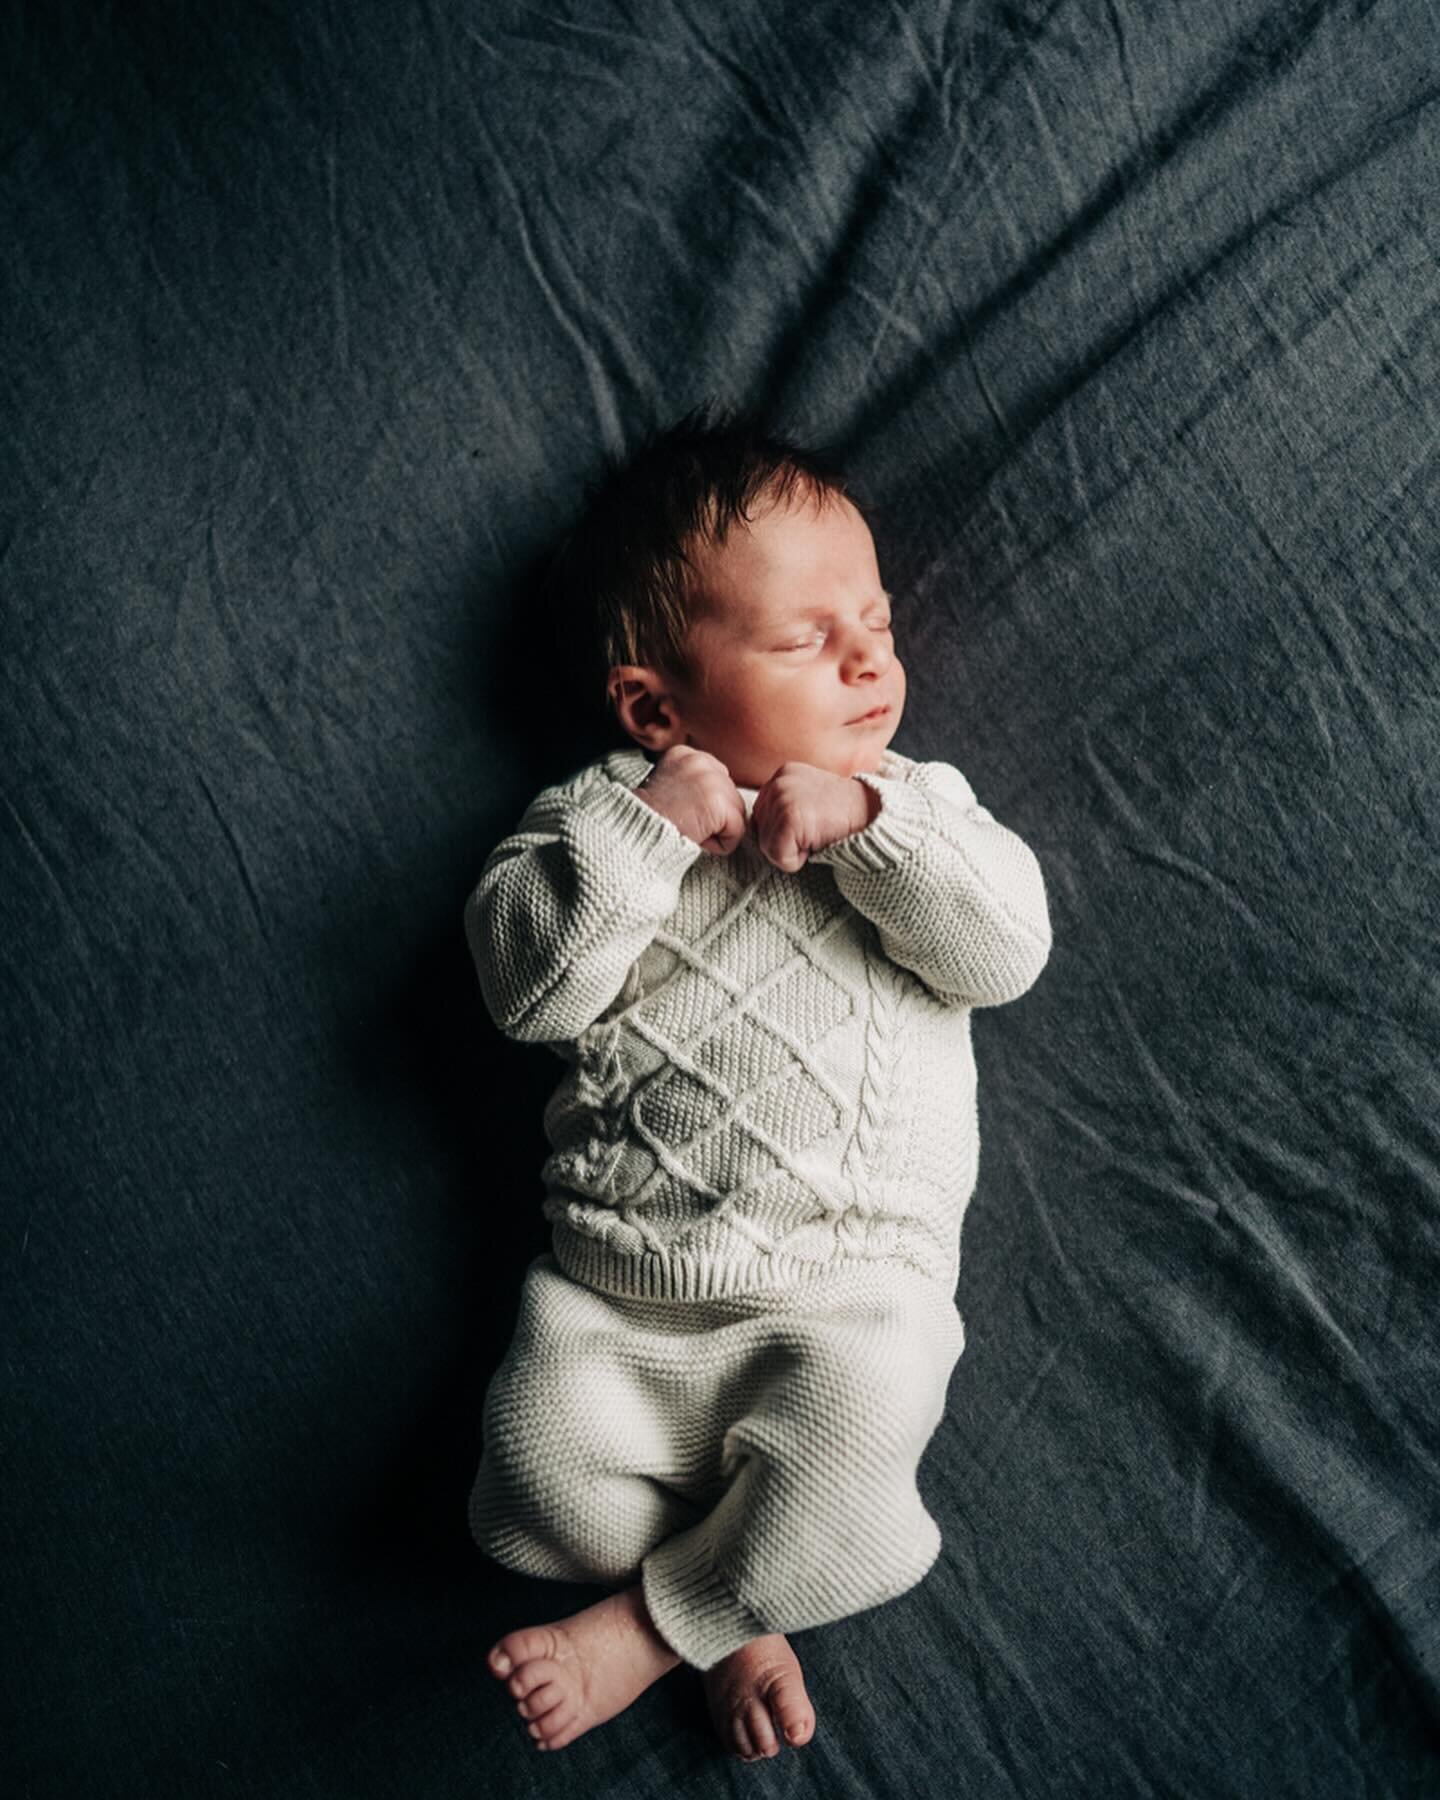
left=648, top=492, right=905, bottom=790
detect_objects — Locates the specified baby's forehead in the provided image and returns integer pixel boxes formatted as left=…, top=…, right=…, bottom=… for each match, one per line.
left=683, top=491, right=877, bottom=625
left=686, top=583, right=757, bottom=639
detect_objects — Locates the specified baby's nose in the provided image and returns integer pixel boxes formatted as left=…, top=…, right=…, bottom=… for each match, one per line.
left=849, top=642, right=891, bottom=679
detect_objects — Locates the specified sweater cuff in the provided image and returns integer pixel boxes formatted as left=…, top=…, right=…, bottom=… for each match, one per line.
left=811, top=772, right=933, bottom=874
left=564, top=770, right=705, bottom=879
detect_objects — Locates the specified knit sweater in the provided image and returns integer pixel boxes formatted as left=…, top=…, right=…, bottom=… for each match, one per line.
left=465, top=744, right=1051, bottom=1302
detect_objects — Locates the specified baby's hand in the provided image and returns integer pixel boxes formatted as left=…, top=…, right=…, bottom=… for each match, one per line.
left=752, top=762, right=878, bottom=873
left=633, top=745, right=748, bottom=856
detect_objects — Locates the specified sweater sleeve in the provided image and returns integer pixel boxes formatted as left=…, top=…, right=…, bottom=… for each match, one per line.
left=463, top=763, right=704, bottom=1045
left=809, top=758, right=1052, bottom=1008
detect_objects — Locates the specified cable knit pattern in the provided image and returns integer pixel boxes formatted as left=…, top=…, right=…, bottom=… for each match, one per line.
left=464, top=744, right=1051, bottom=1303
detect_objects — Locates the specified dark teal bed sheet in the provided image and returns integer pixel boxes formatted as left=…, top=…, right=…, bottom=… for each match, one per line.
left=3, top=2, right=1437, bottom=1794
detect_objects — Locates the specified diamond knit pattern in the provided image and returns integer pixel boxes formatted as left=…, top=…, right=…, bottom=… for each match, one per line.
left=599, top=840, right=856, bottom=1236
left=465, top=744, right=1052, bottom=1302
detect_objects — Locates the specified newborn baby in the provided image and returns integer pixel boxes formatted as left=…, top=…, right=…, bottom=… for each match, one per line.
left=466, top=408, right=1052, bottom=1762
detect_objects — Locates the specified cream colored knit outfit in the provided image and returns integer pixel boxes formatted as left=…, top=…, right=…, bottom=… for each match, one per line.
left=465, top=744, right=1051, bottom=1669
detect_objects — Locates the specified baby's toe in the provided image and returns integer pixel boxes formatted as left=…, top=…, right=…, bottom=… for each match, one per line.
left=530, top=1702, right=575, bottom=1739
left=728, top=1709, right=757, bottom=1761
left=488, top=1625, right=561, bottom=1679
left=768, top=1678, right=816, bottom=1746
left=744, top=1699, right=780, bottom=1758
left=517, top=1679, right=565, bottom=1722
left=537, top=1709, right=585, bottom=1752
left=508, top=1658, right=562, bottom=1705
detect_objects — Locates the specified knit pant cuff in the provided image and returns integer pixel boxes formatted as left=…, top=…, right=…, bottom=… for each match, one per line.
left=640, top=1530, right=771, bottom=1671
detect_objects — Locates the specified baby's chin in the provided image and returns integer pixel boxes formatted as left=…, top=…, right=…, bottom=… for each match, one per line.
left=838, top=719, right=901, bottom=776
left=740, top=740, right=893, bottom=785
left=716, top=713, right=900, bottom=786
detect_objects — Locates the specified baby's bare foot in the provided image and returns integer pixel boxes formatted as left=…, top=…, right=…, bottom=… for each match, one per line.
left=703, top=1631, right=817, bottom=1761
left=486, top=1583, right=682, bottom=1752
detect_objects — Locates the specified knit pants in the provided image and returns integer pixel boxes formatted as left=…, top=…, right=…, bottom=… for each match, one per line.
left=468, top=1250, right=966, bottom=1671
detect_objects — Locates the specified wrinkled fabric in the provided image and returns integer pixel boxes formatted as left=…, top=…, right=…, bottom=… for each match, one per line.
left=3, top=1, right=1438, bottom=1795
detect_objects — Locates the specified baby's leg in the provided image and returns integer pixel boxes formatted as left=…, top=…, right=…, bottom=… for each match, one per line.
left=639, top=1275, right=964, bottom=1736
left=471, top=1266, right=737, bottom=1750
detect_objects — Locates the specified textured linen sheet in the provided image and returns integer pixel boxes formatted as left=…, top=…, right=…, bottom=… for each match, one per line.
left=4, top=2, right=1438, bottom=1794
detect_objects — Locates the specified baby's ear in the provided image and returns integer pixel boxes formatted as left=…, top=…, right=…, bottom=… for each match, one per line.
left=609, top=665, right=683, bottom=750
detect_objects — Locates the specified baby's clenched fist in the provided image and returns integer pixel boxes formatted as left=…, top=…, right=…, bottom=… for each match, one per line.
left=752, top=762, right=878, bottom=873
left=633, top=745, right=747, bottom=856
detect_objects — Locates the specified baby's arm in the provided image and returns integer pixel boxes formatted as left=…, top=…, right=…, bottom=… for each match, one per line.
left=464, top=764, right=702, bottom=1045
left=810, top=759, right=1051, bottom=1007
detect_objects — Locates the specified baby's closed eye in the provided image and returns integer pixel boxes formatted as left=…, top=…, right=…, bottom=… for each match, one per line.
left=775, top=619, right=892, bottom=652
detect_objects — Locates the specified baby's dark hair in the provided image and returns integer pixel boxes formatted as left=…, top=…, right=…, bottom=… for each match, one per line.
left=544, top=401, right=855, bottom=714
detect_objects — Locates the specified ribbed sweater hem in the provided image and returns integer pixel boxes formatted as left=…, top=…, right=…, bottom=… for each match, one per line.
left=550, top=1218, right=936, bottom=1302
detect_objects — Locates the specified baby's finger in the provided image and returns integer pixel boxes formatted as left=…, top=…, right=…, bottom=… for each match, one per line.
left=703, top=791, right=748, bottom=856
left=758, top=818, right=806, bottom=874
